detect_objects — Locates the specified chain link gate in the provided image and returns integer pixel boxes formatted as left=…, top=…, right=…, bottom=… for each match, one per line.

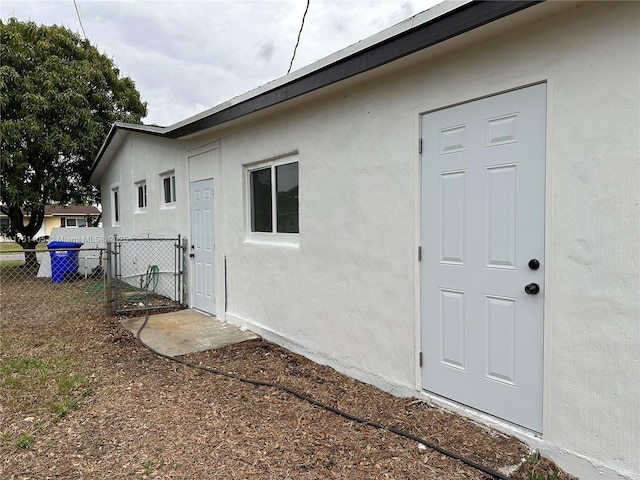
left=106, top=235, right=186, bottom=315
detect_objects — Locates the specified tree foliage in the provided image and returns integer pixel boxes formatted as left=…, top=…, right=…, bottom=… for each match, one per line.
left=0, top=18, right=146, bottom=261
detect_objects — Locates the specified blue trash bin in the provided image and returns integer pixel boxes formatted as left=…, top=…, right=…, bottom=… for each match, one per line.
left=48, top=241, right=84, bottom=283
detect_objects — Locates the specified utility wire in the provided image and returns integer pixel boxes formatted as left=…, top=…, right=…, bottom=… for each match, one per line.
left=134, top=309, right=512, bottom=480
left=73, top=0, right=87, bottom=40
left=287, top=0, right=310, bottom=74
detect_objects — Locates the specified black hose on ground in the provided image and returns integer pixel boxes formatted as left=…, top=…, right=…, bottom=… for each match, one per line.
left=134, top=310, right=511, bottom=480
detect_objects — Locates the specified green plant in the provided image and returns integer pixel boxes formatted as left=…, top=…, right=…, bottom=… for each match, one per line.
left=51, top=398, right=79, bottom=417
left=140, top=458, right=164, bottom=478
left=57, top=372, right=86, bottom=395
left=523, top=451, right=561, bottom=480
left=81, top=387, right=95, bottom=398
left=16, top=433, right=33, bottom=449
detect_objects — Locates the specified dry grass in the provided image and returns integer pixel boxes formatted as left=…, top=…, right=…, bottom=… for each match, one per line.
left=0, top=274, right=577, bottom=479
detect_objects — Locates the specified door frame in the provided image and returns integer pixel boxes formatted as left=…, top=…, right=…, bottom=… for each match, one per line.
left=414, top=81, right=549, bottom=432
left=187, top=141, right=223, bottom=317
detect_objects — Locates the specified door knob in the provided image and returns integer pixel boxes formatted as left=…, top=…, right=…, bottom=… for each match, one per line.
left=528, top=259, right=540, bottom=270
left=524, top=283, right=540, bottom=295
left=189, top=253, right=195, bottom=258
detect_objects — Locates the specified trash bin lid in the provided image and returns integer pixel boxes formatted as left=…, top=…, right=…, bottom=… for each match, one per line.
left=47, top=241, right=84, bottom=249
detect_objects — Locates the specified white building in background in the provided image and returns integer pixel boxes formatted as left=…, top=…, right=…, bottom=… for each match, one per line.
left=90, top=2, right=640, bottom=479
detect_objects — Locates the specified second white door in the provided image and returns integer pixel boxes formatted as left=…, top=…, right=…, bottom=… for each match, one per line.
left=190, top=179, right=216, bottom=315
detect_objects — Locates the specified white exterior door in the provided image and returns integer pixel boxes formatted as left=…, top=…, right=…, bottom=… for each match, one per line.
left=421, top=84, right=546, bottom=432
left=190, top=179, right=216, bottom=315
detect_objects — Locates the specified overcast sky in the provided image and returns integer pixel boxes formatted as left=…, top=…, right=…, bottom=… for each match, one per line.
left=2, top=0, right=443, bottom=126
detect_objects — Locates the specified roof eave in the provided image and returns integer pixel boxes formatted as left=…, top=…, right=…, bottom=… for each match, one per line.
left=89, top=122, right=166, bottom=184
left=164, top=0, right=543, bottom=140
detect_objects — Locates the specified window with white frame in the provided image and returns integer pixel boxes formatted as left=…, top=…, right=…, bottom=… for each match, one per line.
left=63, top=218, right=86, bottom=227
left=111, top=186, right=120, bottom=226
left=248, top=157, right=299, bottom=235
left=161, top=171, right=176, bottom=206
left=136, top=180, right=147, bottom=211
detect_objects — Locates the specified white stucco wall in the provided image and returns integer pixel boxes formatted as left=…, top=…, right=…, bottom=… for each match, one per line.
left=182, top=2, right=638, bottom=478
left=99, top=133, right=189, bottom=241
left=95, top=2, right=639, bottom=478
left=99, top=133, right=188, bottom=301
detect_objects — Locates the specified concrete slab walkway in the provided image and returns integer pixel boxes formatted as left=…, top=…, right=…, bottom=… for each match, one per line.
left=120, top=309, right=259, bottom=357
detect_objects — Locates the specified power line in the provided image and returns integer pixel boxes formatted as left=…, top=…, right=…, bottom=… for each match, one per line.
left=73, top=0, right=87, bottom=40
left=287, top=0, right=310, bottom=75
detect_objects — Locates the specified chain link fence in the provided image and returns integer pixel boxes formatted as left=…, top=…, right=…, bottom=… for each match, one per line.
left=107, top=236, right=185, bottom=315
left=0, top=245, right=108, bottom=323
left=1, top=235, right=187, bottom=323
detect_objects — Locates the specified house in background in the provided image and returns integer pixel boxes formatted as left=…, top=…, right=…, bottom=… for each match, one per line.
left=90, top=2, right=640, bottom=479
left=0, top=205, right=101, bottom=241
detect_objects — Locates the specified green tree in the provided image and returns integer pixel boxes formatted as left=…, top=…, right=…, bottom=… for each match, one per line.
left=0, top=18, right=146, bottom=266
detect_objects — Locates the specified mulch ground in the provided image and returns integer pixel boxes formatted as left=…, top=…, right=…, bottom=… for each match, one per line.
left=0, top=275, right=576, bottom=479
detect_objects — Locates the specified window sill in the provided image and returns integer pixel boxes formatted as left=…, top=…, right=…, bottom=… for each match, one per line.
left=245, top=232, right=299, bottom=247
left=160, top=204, right=176, bottom=210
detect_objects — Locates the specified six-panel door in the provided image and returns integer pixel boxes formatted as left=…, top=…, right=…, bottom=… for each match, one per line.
left=421, top=84, right=546, bottom=432
left=190, top=179, right=216, bottom=315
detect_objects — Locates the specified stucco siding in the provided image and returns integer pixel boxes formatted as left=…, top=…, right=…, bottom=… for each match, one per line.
left=185, top=2, right=639, bottom=478
left=100, top=133, right=188, bottom=241
left=221, top=91, right=418, bottom=391
left=95, top=2, right=639, bottom=478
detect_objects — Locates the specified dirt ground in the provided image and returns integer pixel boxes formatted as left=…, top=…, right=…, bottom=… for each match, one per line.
left=0, top=279, right=576, bottom=479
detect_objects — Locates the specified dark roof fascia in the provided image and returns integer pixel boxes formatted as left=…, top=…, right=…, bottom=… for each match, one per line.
left=166, top=0, right=543, bottom=139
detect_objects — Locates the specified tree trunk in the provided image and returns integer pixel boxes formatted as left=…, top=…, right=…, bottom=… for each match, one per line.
left=17, top=240, right=39, bottom=269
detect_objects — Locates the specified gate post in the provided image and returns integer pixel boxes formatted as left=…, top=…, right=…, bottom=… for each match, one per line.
left=105, top=241, right=114, bottom=316
left=181, top=236, right=188, bottom=306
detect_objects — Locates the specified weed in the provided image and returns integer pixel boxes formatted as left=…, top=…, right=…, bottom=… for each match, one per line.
left=81, top=387, right=95, bottom=397
left=16, top=434, right=33, bottom=449
left=51, top=398, right=79, bottom=417
left=140, top=458, right=164, bottom=478
left=57, top=372, right=86, bottom=395
left=524, top=451, right=541, bottom=465
left=524, top=451, right=561, bottom=480
left=240, top=394, right=249, bottom=402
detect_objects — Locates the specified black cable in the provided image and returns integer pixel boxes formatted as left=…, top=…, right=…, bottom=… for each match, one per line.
left=73, top=0, right=87, bottom=40
left=135, top=310, right=511, bottom=480
left=287, top=0, right=310, bottom=74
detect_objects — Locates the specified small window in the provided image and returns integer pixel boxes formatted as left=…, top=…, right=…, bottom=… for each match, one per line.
left=112, top=187, right=120, bottom=225
left=248, top=158, right=298, bottom=235
left=162, top=172, right=176, bottom=205
left=63, top=218, right=87, bottom=228
left=136, top=181, right=147, bottom=211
